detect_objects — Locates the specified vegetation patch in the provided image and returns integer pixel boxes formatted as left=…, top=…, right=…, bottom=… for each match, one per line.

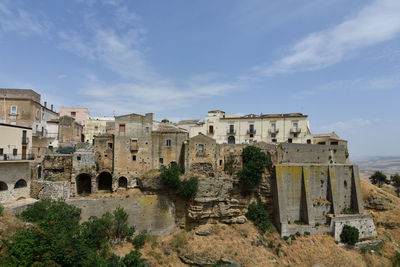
left=245, top=202, right=273, bottom=233
left=340, top=225, right=359, bottom=245
left=161, top=163, right=199, bottom=199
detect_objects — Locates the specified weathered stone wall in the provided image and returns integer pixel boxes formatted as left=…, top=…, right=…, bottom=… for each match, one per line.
left=184, top=134, right=218, bottom=176
left=331, top=214, right=377, bottom=241
left=31, top=180, right=70, bottom=200
left=151, top=131, right=187, bottom=170
left=67, top=195, right=176, bottom=236
left=0, top=162, right=31, bottom=204
left=276, top=143, right=346, bottom=164
left=94, top=134, right=114, bottom=173
left=43, top=154, right=72, bottom=181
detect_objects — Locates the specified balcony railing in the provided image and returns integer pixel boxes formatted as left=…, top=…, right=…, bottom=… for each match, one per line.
left=22, top=137, right=29, bottom=145
left=290, top=128, right=301, bottom=134
left=226, top=129, right=236, bottom=135
left=0, top=154, right=35, bottom=161
left=268, top=128, right=279, bottom=134
left=247, top=129, right=256, bottom=134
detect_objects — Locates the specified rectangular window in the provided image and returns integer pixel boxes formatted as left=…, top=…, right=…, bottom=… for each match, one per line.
left=293, top=122, right=298, bottom=132
left=10, top=105, right=18, bottom=115
left=145, top=127, right=149, bottom=133
left=293, top=133, right=298, bottom=138
left=166, top=139, right=171, bottom=147
left=307, top=139, right=311, bottom=144
left=132, top=155, right=136, bottom=161
left=119, top=124, right=126, bottom=132
left=219, top=159, right=222, bottom=166
left=159, top=158, right=163, bottom=164
left=271, top=133, right=276, bottom=138
left=94, top=126, right=99, bottom=131
left=209, top=125, right=214, bottom=134
left=271, top=123, right=276, bottom=132
left=108, top=143, right=113, bottom=149
left=229, top=124, right=234, bottom=133
left=0, top=148, right=3, bottom=155
left=198, top=144, right=204, bottom=156
left=330, top=141, right=339, bottom=145
left=249, top=124, right=254, bottom=132
left=288, top=138, right=292, bottom=143
left=71, top=111, right=76, bottom=117
left=272, top=139, right=277, bottom=143
left=131, top=139, right=138, bottom=151
left=13, top=148, right=17, bottom=155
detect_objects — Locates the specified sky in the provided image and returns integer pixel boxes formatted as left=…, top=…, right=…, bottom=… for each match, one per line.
left=0, top=0, right=400, bottom=159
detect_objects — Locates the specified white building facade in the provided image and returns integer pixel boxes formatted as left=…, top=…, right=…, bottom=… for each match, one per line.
left=188, top=110, right=313, bottom=145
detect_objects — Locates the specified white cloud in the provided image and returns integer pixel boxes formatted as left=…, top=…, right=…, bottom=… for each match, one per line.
left=57, top=74, right=67, bottom=79
left=261, top=0, right=400, bottom=75
left=0, top=1, right=50, bottom=36
left=366, top=76, right=400, bottom=91
left=316, top=118, right=371, bottom=132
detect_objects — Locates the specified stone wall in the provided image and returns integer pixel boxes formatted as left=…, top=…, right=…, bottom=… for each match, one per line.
left=331, top=214, right=377, bottom=241
left=31, top=180, right=70, bottom=201
left=67, top=195, right=176, bottom=236
left=0, top=162, right=31, bottom=204
left=43, top=154, right=72, bottom=181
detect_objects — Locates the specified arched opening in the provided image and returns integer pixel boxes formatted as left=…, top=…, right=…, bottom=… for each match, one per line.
left=228, top=136, right=235, bottom=144
left=118, top=177, right=128, bottom=189
left=76, top=173, right=92, bottom=195
left=37, top=166, right=42, bottom=179
left=0, top=181, right=8, bottom=191
left=97, top=172, right=112, bottom=191
left=14, top=179, right=27, bottom=189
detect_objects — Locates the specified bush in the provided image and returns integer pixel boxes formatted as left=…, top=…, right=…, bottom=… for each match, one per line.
left=239, top=146, right=270, bottom=194
left=391, top=173, right=400, bottom=197
left=160, top=163, right=181, bottom=190
left=392, top=251, right=400, bottom=266
left=245, top=202, right=273, bottom=232
left=369, top=171, right=388, bottom=187
left=340, top=225, right=359, bottom=245
left=132, top=230, right=149, bottom=249
left=178, top=176, right=198, bottom=199
left=111, top=207, right=135, bottom=241
left=0, top=204, right=3, bottom=216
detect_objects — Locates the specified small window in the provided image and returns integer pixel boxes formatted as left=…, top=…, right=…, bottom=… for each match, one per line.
left=94, top=126, right=99, bottom=131
left=288, top=138, right=292, bottom=143
left=0, top=148, right=3, bottom=155
left=272, top=139, right=277, bottom=143
left=209, top=125, right=214, bottom=134
left=219, top=160, right=222, bottom=166
left=132, top=155, right=136, bottom=161
left=250, top=134, right=254, bottom=138
left=71, top=111, right=76, bottom=117
left=198, top=144, right=204, bottom=155
left=10, top=105, right=18, bottom=115
left=35, top=109, right=40, bottom=119
left=108, top=143, right=113, bottom=149
left=330, top=141, right=339, bottom=145
left=200, top=163, right=204, bottom=169
left=159, top=158, right=163, bottom=164
left=77, top=155, right=81, bottom=161
left=271, top=133, right=276, bottom=138
left=307, top=139, right=311, bottom=144
left=293, top=133, right=298, bottom=138
left=166, top=139, right=171, bottom=147
left=271, top=123, right=276, bottom=132
left=249, top=124, right=254, bottom=132
left=119, top=124, right=126, bottom=132
left=13, top=149, right=17, bottom=155
left=145, top=127, right=149, bottom=133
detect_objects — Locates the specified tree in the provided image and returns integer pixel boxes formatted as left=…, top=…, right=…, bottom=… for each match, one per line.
left=245, top=202, right=273, bottom=232
left=369, top=171, right=387, bottom=187
left=239, top=146, right=270, bottom=194
left=160, top=163, right=181, bottom=190
left=391, top=173, right=400, bottom=197
left=340, top=225, right=359, bottom=245
left=178, top=176, right=199, bottom=199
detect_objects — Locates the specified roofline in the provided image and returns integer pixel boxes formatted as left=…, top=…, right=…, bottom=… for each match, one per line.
left=220, top=113, right=308, bottom=120
left=0, top=123, right=32, bottom=130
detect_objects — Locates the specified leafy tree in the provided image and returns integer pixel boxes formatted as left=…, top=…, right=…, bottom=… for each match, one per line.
left=160, top=163, right=181, bottom=190
left=245, top=202, right=273, bottom=232
left=132, top=230, right=149, bottom=249
left=178, top=176, right=199, bottom=199
left=369, top=171, right=388, bottom=187
left=112, top=207, right=136, bottom=242
left=239, top=146, right=270, bottom=194
left=340, top=225, right=359, bottom=245
left=391, top=173, right=400, bottom=197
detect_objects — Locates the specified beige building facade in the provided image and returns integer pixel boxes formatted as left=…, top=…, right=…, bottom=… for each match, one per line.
left=59, top=107, right=88, bottom=136
left=86, top=117, right=114, bottom=144
left=188, top=110, right=313, bottom=145
left=0, top=123, right=33, bottom=160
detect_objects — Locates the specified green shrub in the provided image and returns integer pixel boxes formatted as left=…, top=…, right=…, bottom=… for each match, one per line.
left=295, top=232, right=301, bottom=237
left=304, top=232, right=310, bottom=236
left=369, top=171, right=388, bottom=187
left=178, top=176, right=198, bottom=199
left=132, top=230, right=149, bottom=249
left=239, top=146, right=270, bottom=194
left=245, top=202, right=273, bottom=232
left=111, top=207, right=135, bottom=241
left=0, top=204, right=3, bottom=216
left=392, top=251, right=400, bottom=266
left=160, top=163, right=181, bottom=190
left=340, top=225, right=359, bottom=245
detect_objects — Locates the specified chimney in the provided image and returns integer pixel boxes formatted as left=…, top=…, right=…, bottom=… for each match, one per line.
left=51, top=104, right=53, bottom=111
left=44, top=101, right=47, bottom=108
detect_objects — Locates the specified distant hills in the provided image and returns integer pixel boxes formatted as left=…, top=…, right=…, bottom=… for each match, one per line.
left=353, top=156, right=400, bottom=180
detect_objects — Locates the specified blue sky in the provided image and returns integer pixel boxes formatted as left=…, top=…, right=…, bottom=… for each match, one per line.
left=1, top=0, right=400, bottom=159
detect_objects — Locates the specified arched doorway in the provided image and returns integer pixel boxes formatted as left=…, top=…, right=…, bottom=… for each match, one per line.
left=14, top=179, right=27, bottom=189
left=0, top=181, right=8, bottom=191
left=97, top=172, right=112, bottom=191
left=228, top=136, right=235, bottom=144
left=118, top=177, right=128, bottom=189
left=76, top=173, right=92, bottom=195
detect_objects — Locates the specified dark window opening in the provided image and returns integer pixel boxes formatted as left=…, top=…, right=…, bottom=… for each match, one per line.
left=13, top=149, right=17, bottom=156
left=293, top=133, right=298, bottom=138
left=38, top=166, right=42, bottom=179
left=249, top=124, right=254, bottom=132
left=209, top=125, right=214, bottom=134
left=14, top=179, right=27, bottom=189
left=200, top=163, right=204, bottom=169
left=166, top=139, right=171, bottom=147
left=71, top=111, right=76, bottom=117
left=118, top=177, right=128, bottom=189
left=271, top=134, right=276, bottom=138
left=132, top=155, right=136, bottom=161
left=108, top=143, right=113, bottom=149
left=77, top=155, right=81, bottom=161
left=0, top=148, right=3, bottom=156
left=288, top=138, right=293, bottom=143
left=159, top=158, right=164, bottom=164
left=229, top=124, right=234, bottom=133
left=272, top=139, right=277, bottom=143
left=219, top=160, right=222, bottom=166
left=307, top=139, right=311, bottom=144
left=228, top=136, right=235, bottom=144
left=250, top=134, right=254, bottom=138
left=97, top=172, right=112, bottom=191
left=318, top=142, right=326, bottom=145
left=77, top=173, right=91, bottom=194
left=330, top=141, right=339, bottom=145
left=0, top=181, right=8, bottom=191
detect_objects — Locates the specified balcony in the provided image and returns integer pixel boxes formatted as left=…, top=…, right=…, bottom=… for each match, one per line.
left=22, top=137, right=29, bottom=145
left=268, top=128, right=279, bottom=134
left=33, top=131, right=43, bottom=137
left=226, top=129, right=236, bottom=135
left=0, top=154, right=35, bottom=161
left=247, top=129, right=256, bottom=134
left=290, top=128, right=301, bottom=134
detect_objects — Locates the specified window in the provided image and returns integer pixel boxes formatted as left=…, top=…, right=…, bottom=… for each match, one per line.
left=94, top=126, right=99, bottom=131
left=145, top=127, right=149, bottom=133
left=250, top=134, right=254, bottom=138
left=307, top=139, right=311, bottom=144
left=209, top=125, right=214, bottom=134
left=293, top=122, right=298, bottom=132
left=200, top=163, right=204, bottom=169
left=10, top=105, right=17, bottom=115
left=36, top=109, right=40, bottom=119
left=166, top=139, right=171, bottom=147
left=159, top=158, right=163, bottom=164
left=119, top=124, right=126, bottom=132
left=271, top=123, right=276, bottom=132
left=13, top=149, right=17, bottom=155
left=229, top=124, right=234, bottom=133
left=288, top=138, right=292, bottom=143
left=272, top=139, right=277, bottom=143
left=0, top=148, right=3, bottom=155
left=271, top=133, right=276, bottom=138
left=318, top=142, right=326, bottom=145
left=108, top=143, right=113, bottom=149
left=198, top=144, right=204, bottom=155
left=132, top=155, right=136, bottom=161
left=77, top=155, right=81, bottom=161
left=219, top=160, right=222, bottom=166
left=330, top=141, right=339, bottom=145
left=71, top=111, right=76, bottom=117
left=249, top=124, right=254, bottom=132
left=131, top=139, right=138, bottom=151
left=293, top=133, right=298, bottom=138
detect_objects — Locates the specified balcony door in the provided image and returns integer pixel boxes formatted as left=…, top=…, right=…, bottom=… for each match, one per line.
left=22, top=146, right=27, bottom=160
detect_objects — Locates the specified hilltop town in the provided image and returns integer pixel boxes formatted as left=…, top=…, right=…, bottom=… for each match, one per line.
left=0, top=88, right=399, bottom=266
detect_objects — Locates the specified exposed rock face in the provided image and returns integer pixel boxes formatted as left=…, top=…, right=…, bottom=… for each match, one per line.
left=365, top=194, right=393, bottom=211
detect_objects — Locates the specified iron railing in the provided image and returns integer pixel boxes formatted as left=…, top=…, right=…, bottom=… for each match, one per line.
left=0, top=154, right=35, bottom=161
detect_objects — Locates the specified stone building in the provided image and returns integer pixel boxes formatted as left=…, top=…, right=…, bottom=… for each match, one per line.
left=0, top=123, right=33, bottom=204
left=93, top=134, right=114, bottom=173
left=47, top=116, right=84, bottom=147
left=85, top=117, right=114, bottom=144
left=59, top=107, right=88, bottom=138
left=186, top=110, right=313, bottom=145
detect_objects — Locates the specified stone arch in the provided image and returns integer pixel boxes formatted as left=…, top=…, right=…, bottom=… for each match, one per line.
left=14, top=179, right=27, bottom=189
left=228, top=136, right=235, bottom=144
left=97, top=172, right=112, bottom=191
left=0, top=181, right=7, bottom=191
left=76, top=173, right=92, bottom=195
left=118, top=177, right=128, bottom=189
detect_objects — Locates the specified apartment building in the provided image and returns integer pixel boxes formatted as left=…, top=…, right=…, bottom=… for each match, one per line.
left=59, top=107, right=88, bottom=137
left=86, top=117, right=114, bottom=144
